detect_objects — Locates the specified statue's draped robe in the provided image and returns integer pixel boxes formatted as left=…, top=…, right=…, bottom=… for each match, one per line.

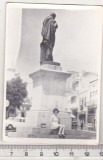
left=40, top=16, right=58, bottom=64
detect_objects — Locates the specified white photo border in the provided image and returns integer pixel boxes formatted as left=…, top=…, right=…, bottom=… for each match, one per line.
left=3, top=2, right=103, bottom=145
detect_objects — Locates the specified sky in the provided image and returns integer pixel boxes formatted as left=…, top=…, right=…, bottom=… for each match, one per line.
left=5, top=4, right=102, bottom=82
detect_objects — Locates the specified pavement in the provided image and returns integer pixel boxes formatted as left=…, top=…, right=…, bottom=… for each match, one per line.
left=28, top=129, right=96, bottom=139
left=7, top=127, right=96, bottom=139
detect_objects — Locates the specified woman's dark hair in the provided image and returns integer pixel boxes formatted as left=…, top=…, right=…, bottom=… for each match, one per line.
left=53, top=108, right=59, bottom=113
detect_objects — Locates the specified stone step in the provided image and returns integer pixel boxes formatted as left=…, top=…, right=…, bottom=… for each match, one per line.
left=7, top=129, right=96, bottom=139
left=28, top=131, right=96, bottom=139
left=8, top=132, right=29, bottom=138
left=32, top=128, right=50, bottom=134
left=32, top=128, right=96, bottom=136
left=7, top=130, right=96, bottom=139
left=16, top=127, right=33, bottom=133
left=28, top=134, right=60, bottom=139
left=7, top=127, right=96, bottom=139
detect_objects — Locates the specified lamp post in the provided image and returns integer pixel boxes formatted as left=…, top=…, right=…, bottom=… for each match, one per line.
left=84, top=107, right=88, bottom=130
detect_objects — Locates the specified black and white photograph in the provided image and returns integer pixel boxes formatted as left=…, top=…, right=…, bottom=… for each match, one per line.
left=3, top=3, right=102, bottom=144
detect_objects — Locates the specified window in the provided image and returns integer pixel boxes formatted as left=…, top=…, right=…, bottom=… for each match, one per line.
left=90, top=90, right=98, bottom=97
left=80, top=98, right=83, bottom=110
left=95, top=90, right=98, bottom=94
left=79, top=97, right=87, bottom=110
left=72, top=81, right=79, bottom=90
left=84, top=97, right=86, bottom=106
left=71, top=96, right=76, bottom=103
left=90, top=92, right=92, bottom=97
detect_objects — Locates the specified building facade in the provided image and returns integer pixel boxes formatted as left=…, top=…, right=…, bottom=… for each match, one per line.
left=66, top=71, right=98, bottom=131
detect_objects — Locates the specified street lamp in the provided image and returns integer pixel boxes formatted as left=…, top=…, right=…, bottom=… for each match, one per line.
left=84, top=107, right=88, bottom=130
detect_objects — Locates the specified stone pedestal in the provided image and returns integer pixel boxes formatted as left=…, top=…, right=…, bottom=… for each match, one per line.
left=28, top=62, right=72, bottom=129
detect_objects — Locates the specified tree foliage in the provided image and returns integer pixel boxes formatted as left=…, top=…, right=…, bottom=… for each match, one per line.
left=6, top=76, right=28, bottom=109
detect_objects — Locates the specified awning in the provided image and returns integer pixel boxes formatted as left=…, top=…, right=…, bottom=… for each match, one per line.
left=71, top=114, right=76, bottom=118
left=78, top=110, right=86, bottom=114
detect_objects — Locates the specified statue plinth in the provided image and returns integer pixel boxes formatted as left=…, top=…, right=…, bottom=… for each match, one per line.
left=40, top=61, right=62, bottom=71
left=26, top=62, right=72, bottom=130
left=41, top=61, right=60, bottom=66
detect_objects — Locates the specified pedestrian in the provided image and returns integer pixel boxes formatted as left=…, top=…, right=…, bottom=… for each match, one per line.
left=80, top=121, right=84, bottom=130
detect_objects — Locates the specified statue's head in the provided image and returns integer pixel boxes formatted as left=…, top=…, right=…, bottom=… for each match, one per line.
left=50, top=13, right=56, bottom=19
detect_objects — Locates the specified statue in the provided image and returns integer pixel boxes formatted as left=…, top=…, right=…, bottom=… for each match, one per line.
left=40, top=13, right=58, bottom=64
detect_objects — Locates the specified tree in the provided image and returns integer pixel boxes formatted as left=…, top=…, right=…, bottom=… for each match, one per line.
left=6, top=76, right=28, bottom=110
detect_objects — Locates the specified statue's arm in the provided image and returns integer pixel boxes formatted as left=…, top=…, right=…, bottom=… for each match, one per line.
left=53, top=20, right=58, bottom=30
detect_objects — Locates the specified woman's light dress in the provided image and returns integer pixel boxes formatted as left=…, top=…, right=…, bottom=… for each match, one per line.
left=51, top=114, right=60, bottom=129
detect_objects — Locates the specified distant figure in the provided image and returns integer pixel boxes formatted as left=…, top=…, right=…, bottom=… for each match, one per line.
left=80, top=121, right=84, bottom=130
left=51, top=108, right=65, bottom=137
left=40, top=13, right=58, bottom=64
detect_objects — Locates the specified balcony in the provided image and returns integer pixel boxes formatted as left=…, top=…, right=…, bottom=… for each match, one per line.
left=86, top=101, right=97, bottom=108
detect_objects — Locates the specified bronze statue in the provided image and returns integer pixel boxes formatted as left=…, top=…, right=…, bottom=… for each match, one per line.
left=40, top=13, right=58, bottom=64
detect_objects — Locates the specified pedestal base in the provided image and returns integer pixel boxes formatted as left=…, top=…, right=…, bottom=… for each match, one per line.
left=25, top=110, right=71, bottom=130
left=38, top=111, right=71, bottom=130
left=28, top=63, right=72, bottom=130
